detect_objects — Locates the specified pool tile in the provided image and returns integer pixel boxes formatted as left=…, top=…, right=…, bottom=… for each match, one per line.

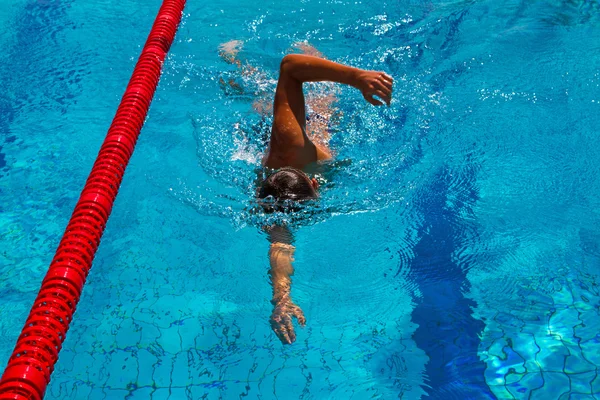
left=128, top=387, right=154, bottom=399
left=569, top=370, right=596, bottom=395
left=151, top=388, right=171, bottom=400
left=530, top=372, right=570, bottom=400
left=507, top=372, right=543, bottom=399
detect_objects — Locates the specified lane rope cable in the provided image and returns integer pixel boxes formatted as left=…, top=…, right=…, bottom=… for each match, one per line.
left=0, top=1, right=186, bottom=398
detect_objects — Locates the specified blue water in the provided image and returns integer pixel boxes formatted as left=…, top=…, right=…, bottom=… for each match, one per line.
left=1, top=0, right=600, bottom=398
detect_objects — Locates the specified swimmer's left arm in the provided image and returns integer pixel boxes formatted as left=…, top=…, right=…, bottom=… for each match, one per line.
left=280, top=54, right=393, bottom=106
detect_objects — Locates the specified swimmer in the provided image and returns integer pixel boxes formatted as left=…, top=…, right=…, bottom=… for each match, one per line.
left=219, top=41, right=393, bottom=344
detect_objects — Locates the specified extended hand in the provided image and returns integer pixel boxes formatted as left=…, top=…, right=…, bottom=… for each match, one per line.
left=357, top=70, right=394, bottom=106
left=270, top=298, right=306, bottom=344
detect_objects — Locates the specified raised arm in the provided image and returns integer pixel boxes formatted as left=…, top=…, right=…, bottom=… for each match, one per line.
left=265, top=53, right=394, bottom=169
left=280, top=54, right=393, bottom=106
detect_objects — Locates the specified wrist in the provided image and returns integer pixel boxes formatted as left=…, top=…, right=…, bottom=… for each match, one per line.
left=347, top=67, right=363, bottom=88
left=271, top=292, right=290, bottom=306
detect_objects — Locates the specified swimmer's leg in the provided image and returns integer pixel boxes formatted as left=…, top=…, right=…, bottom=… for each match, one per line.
left=250, top=42, right=325, bottom=119
left=218, top=40, right=259, bottom=76
left=218, top=40, right=262, bottom=94
left=219, top=40, right=278, bottom=153
left=252, top=98, right=273, bottom=117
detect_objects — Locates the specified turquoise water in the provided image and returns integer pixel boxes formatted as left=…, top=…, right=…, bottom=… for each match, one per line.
left=1, top=0, right=600, bottom=398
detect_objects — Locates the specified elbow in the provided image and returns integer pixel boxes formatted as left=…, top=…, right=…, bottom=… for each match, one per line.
left=279, top=54, right=302, bottom=78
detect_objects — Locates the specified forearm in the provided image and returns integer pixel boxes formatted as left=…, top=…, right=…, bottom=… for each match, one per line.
left=268, top=243, right=295, bottom=304
left=280, top=54, right=361, bottom=87
left=267, top=242, right=306, bottom=344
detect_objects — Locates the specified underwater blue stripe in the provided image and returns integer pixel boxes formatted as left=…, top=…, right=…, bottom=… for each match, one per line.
left=409, top=165, right=494, bottom=399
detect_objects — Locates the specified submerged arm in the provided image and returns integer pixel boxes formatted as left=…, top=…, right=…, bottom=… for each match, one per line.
left=268, top=238, right=306, bottom=344
left=269, top=243, right=295, bottom=304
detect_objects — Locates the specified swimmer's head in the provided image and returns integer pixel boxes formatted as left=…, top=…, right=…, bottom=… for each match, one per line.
left=258, top=167, right=319, bottom=212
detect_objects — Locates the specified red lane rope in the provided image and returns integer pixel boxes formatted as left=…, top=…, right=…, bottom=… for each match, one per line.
left=0, top=1, right=186, bottom=398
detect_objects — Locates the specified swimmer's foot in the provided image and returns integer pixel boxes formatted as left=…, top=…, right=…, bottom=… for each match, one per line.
left=292, top=41, right=324, bottom=58
left=218, top=40, right=248, bottom=94
left=219, top=39, right=244, bottom=64
left=219, top=77, right=244, bottom=95
left=252, top=98, right=273, bottom=116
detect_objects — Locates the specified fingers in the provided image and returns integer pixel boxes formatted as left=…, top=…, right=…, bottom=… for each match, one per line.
left=362, top=71, right=393, bottom=106
left=365, top=94, right=384, bottom=106
left=379, top=72, right=393, bottom=86
left=378, top=79, right=393, bottom=91
left=271, top=314, right=292, bottom=344
left=373, top=80, right=392, bottom=97
left=270, top=305, right=306, bottom=344
left=277, top=326, right=292, bottom=344
left=286, top=317, right=297, bottom=343
left=373, top=72, right=393, bottom=106
left=292, top=305, right=306, bottom=326
left=366, top=90, right=389, bottom=106
left=373, top=89, right=391, bottom=106
left=373, top=75, right=393, bottom=106
left=376, top=75, right=393, bottom=91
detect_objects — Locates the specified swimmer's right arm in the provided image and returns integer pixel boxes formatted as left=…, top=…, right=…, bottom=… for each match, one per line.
left=268, top=242, right=306, bottom=344
left=280, top=54, right=394, bottom=106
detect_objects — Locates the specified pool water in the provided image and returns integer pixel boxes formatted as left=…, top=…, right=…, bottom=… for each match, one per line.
left=1, top=0, right=600, bottom=398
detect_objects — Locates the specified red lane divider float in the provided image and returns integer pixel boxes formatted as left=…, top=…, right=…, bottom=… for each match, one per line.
left=0, top=1, right=186, bottom=398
